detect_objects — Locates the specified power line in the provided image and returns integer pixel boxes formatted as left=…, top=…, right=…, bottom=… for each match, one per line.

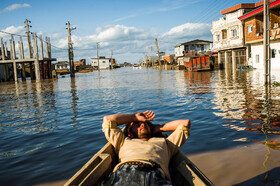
left=0, top=30, right=27, bottom=37
left=0, top=29, right=68, bottom=51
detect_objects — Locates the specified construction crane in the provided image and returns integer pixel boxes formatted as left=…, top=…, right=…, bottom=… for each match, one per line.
left=155, top=38, right=160, bottom=62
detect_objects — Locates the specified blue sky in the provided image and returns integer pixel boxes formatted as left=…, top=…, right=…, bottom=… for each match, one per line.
left=0, top=0, right=260, bottom=64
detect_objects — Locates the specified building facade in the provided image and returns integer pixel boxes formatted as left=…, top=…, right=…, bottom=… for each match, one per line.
left=174, top=39, right=212, bottom=67
left=73, top=59, right=86, bottom=71
left=55, top=61, right=70, bottom=70
left=239, top=0, right=280, bottom=69
left=91, top=57, right=112, bottom=70
left=211, top=3, right=256, bottom=69
left=174, top=39, right=212, bottom=58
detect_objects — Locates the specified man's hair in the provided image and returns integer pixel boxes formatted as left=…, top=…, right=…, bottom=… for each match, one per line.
left=124, top=121, right=167, bottom=138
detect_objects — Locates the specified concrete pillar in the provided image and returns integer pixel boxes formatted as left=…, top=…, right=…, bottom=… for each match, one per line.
left=21, top=62, right=26, bottom=81
left=218, top=51, right=223, bottom=69
left=246, top=46, right=250, bottom=66
left=48, top=37, right=52, bottom=59
left=30, top=62, right=35, bottom=80
left=33, top=32, right=41, bottom=81
left=48, top=61, right=52, bottom=78
left=1, top=38, right=4, bottom=61
left=39, top=35, right=44, bottom=60
left=10, top=36, right=18, bottom=81
left=225, top=51, right=229, bottom=69
left=232, top=50, right=237, bottom=70
left=0, top=39, right=8, bottom=81
left=11, top=35, right=16, bottom=60
left=13, top=61, right=18, bottom=81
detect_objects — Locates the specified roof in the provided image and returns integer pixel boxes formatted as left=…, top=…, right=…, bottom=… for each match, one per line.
left=221, top=3, right=256, bottom=15
left=174, top=39, right=212, bottom=47
left=239, top=0, right=280, bottom=20
left=221, top=0, right=276, bottom=15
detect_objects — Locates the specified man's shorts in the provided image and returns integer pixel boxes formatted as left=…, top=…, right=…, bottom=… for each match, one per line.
left=102, top=164, right=172, bottom=186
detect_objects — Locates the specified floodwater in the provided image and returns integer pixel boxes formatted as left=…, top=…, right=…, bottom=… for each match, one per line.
left=0, top=67, right=279, bottom=185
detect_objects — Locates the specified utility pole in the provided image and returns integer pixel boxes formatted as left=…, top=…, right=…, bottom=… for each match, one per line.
left=66, top=21, right=76, bottom=77
left=263, top=0, right=270, bottom=85
left=96, top=42, right=100, bottom=71
left=25, top=19, right=33, bottom=58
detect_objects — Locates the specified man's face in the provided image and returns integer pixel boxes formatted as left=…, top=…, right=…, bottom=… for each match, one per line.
left=130, top=122, right=152, bottom=139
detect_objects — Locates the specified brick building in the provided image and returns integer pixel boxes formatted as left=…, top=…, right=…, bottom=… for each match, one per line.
left=239, top=0, right=280, bottom=69
left=73, top=59, right=86, bottom=71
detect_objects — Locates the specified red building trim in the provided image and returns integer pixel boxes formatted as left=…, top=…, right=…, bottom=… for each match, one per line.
left=239, top=0, right=280, bottom=20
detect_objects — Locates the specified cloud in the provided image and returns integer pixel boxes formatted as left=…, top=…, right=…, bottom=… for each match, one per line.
left=0, top=26, right=26, bottom=39
left=1, top=22, right=212, bottom=64
left=161, top=22, right=212, bottom=40
left=0, top=3, right=31, bottom=14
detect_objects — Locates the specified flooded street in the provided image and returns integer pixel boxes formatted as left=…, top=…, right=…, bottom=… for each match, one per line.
left=0, top=67, right=279, bottom=185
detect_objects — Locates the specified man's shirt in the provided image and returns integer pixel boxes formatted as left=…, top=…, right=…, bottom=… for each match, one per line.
left=102, top=120, right=190, bottom=180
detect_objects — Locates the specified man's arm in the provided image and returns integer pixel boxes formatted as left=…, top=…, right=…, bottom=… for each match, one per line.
left=103, top=110, right=155, bottom=125
left=152, top=119, right=191, bottom=133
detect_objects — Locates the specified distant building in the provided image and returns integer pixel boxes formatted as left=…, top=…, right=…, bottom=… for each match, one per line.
left=91, top=57, right=112, bottom=70
left=211, top=2, right=257, bottom=69
left=74, top=59, right=86, bottom=71
left=55, top=61, right=70, bottom=70
left=239, top=0, right=280, bottom=69
left=174, top=39, right=213, bottom=58
left=162, top=54, right=175, bottom=64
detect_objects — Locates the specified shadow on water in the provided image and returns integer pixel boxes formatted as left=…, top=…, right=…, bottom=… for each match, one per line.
left=235, top=167, right=280, bottom=185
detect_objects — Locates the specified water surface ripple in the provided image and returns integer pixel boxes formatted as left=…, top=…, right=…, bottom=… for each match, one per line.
left=0, top=67, right=279, bottom=185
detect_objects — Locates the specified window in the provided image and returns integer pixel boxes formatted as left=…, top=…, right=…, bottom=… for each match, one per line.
left=201, top=45, right=204, bottom=50
left=216, top=34, right=220, bottom=42
left=272, top=49, right=276, bottom=58
left=248, top=25, right=253, bottom=33
left=232, top=29, right=237, bottom=37
left=222, top=29, right=227, bottom=39
left=256, top=55, right=259, bottom=63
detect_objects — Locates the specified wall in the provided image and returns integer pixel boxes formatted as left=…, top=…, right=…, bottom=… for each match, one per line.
left=251, top=40, right=280, bottom=69
left=91, top=58, right=111, bottom=69
left=212, top=9, right=244, bottom=50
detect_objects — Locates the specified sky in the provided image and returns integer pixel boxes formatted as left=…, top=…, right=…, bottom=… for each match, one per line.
left=0, top=0, right=260, bottom=64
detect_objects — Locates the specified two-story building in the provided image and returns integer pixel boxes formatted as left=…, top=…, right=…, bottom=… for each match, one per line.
left=91, top=57, right=112, bottom=70
left=174, top=39, right=213, bottom=66
left=211, top=3, right=256, bottom=69
left=239, top=0, right=280, bottom=70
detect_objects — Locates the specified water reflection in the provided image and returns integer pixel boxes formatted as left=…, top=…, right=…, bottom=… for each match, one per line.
left=70, top=77, right=79, bottom=130
left=0, top=68, right=279, bottom=185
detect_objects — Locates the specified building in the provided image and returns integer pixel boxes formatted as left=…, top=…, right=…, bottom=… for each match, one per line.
left=91, top=57, right=112, bottom=70
left=73, top=59, right=86, bottom=71
left=55, top=61, right=70, bottom=70
left=211, top=3, right=258, bottom=69
left=239, top=0, right=280, bottom=69
left=162, top=54, right=175, bottom=64
left=174, top=39, right=212, bottom=67
left=174, top=39, right=213, bottom=59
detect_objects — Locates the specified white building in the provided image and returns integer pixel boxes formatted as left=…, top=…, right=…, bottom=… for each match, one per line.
left=91, top=57, right=112, bottom=70
left=55, top=61, right=70, bottom=70
left=174, top=39, right=213, bottom=58
left=211, top=3, right=256, bottom=69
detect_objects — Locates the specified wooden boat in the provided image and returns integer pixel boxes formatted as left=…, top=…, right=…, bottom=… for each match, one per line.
left=64, top=142, right=214, bottom=186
